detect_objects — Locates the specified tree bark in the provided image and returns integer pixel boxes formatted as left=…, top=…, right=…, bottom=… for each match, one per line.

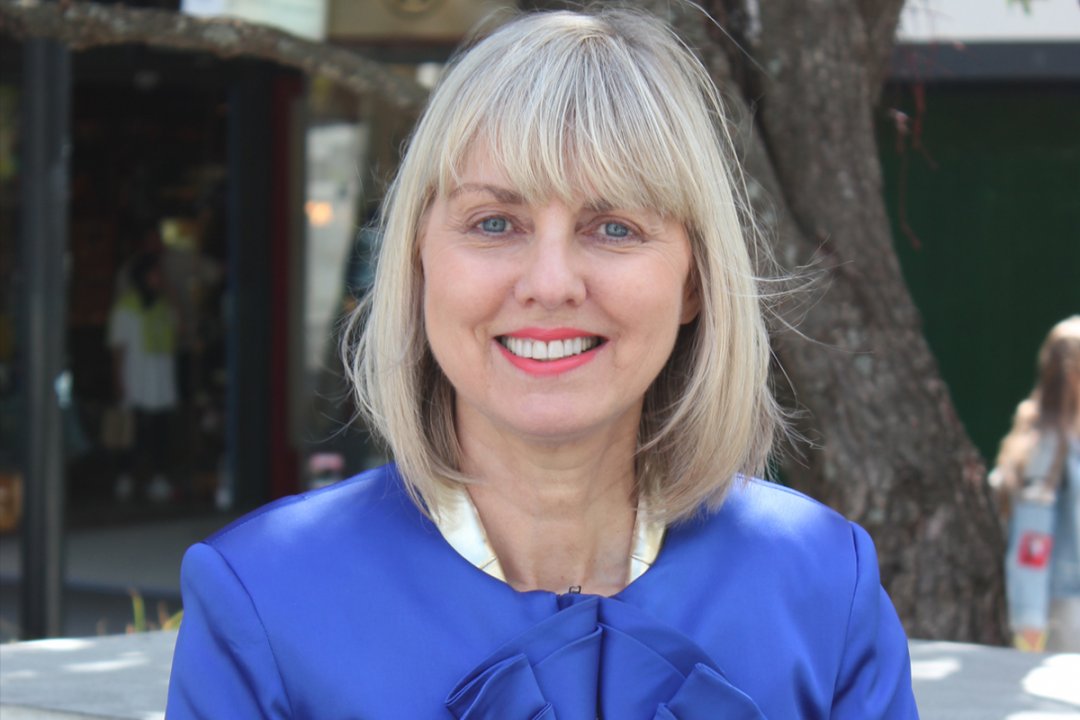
left=2, top=0, right=1009, bottom=643
left=661, top=0, right=1008, bottom=643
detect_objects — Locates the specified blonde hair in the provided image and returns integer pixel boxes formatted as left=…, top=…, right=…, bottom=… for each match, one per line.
left=344, top=7, right=784, bottom=524
left=992, top=315, right=1080, bottom=517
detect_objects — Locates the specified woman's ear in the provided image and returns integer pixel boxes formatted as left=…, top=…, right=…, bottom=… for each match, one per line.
left=680, top=270, right=701, bottom=325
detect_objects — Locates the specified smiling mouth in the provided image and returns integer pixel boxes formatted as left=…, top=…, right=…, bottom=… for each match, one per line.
left=497, top=336, right=604, bottom=361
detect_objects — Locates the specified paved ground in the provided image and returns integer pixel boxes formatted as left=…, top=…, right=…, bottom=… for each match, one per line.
left=0, top=513, right=232, bottom=641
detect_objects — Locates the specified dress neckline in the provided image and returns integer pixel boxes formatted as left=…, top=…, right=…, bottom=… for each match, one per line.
left=432, top=485, right=666, bottom=594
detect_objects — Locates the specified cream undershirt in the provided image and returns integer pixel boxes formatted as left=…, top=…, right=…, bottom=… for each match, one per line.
left=434, top=487, right=666, bottom=588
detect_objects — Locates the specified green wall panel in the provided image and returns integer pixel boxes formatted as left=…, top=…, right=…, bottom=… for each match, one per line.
left=878, top=83, right=1080, bottom=464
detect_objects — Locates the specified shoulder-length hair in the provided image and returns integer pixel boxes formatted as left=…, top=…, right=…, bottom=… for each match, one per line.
left=344, top=8, right=784, bottom=525
left=992, top=315, right=1080, bottom=514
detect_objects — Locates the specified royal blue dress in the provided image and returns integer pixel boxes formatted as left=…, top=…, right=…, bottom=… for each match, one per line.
left=167, top=464, right=918, bottom=718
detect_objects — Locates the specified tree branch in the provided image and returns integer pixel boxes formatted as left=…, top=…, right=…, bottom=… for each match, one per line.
left=0, top=0, right=427, bottom=111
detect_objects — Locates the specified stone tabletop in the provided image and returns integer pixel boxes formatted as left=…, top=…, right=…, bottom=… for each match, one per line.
left=909, top=640, right=1079, bottom=719
left=1, top=633, right=1078, bottom=719
left=1, top=632, right=174, bottom=720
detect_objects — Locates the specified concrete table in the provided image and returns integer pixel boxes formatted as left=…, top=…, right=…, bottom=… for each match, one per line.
left=910, top=641, right=1079, bottom=719
left=1, top=633, right=1078, bottom=718
left=1, top=632, right=174, bottom=720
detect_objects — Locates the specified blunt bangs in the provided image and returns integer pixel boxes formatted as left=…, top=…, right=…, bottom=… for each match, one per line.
left=429, top=12, right=714, bottom=223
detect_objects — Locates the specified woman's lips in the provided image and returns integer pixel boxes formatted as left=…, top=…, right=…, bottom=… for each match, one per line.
left=498, top=335, right=601, bottom=361
left=495, top=328, right=606, bottom=376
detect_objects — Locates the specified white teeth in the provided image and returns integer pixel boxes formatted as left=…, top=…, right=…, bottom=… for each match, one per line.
left=500, top=336, right=599, bottom=361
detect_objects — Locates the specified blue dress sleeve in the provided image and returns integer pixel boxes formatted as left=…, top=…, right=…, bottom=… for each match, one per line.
left=831, top=523, right=920, bottom=719
left=167, top=542, right=293, bottom=719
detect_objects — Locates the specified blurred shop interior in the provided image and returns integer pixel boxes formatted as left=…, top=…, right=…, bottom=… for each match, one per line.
left=0, top=0, right=514, bottom=639
left=1, top=0, right=520, bottom=512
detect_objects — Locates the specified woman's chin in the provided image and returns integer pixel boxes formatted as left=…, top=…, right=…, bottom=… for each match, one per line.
left=481, top=406, right=640, bottom=450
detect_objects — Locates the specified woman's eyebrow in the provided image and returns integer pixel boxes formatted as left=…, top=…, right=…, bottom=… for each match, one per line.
left=448, top=183, right=524, bottom=204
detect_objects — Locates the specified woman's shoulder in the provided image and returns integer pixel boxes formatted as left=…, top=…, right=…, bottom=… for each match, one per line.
left=734, top=479, right=873, bottom=574
left=660, top=478, right=868, bottom=595
left=201, top=463, right=418, bottom=560
left=718, top=477, right=856, bottom=543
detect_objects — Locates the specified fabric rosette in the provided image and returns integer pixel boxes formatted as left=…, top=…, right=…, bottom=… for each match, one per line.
left=446, top=594, right=765, bottom=719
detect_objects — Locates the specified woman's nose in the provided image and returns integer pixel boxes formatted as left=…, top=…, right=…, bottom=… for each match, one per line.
left=513, top=215, right=587, bottom=309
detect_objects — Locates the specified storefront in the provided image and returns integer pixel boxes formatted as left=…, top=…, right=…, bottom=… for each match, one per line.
left=1, top=36, right=313, bottom=636
left=1, top=0, right=519, bottom=639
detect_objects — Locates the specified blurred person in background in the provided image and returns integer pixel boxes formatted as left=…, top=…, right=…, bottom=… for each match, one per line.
left=992, top=316, right=1080, bottom=652
left=108, top=249, right=179, bottom=503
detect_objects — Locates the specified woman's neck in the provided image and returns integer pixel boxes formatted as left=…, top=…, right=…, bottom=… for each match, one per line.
left=459, top=421, right=639, bottom=596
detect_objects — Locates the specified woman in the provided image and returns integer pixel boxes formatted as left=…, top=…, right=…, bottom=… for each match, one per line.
left=167, top=9, right=917, bottom=718
left=992, top=316, right=1080, bottom=652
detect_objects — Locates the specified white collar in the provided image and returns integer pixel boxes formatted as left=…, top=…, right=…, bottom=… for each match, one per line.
left=434, top=487, right=665, bottom=587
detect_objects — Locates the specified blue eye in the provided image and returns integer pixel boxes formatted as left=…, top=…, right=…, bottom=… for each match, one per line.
left=603, top=222, right=631, bottom=238
left=480, top=217, right=509, bottom=233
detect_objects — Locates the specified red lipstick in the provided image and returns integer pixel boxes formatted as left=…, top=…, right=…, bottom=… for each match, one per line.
left=496, top=328, right=605, bottom=377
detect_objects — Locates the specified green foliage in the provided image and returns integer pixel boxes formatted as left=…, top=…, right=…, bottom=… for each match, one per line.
left=129, top=589, right=146, bottom=633
left=162, top=609, right=184, bottom=631
left=126, top=589, right=183, bottom=634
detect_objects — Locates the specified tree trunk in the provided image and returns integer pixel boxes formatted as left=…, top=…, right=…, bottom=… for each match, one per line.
left=2, top=0, right=1010, bottom=643
left=654, top=0, right=1008, bottom=642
